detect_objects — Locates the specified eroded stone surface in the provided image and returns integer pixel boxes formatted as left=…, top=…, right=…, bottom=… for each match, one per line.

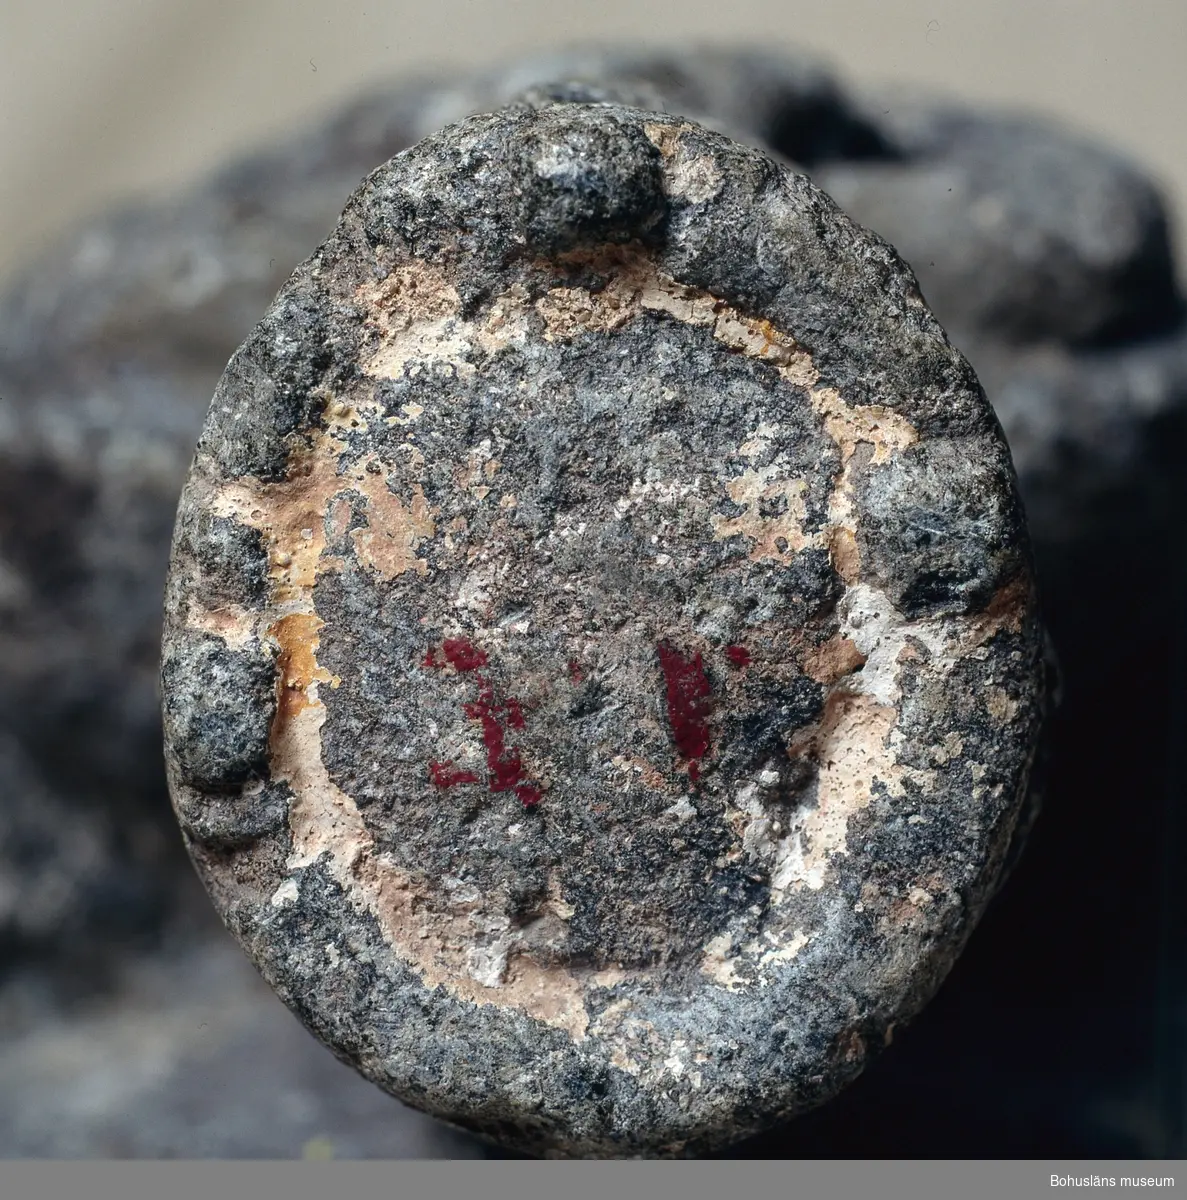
left=3, top=41, right=1179, bottom=993
left=801, top=84, right=1187, bottom=547
left=1, top=39, right=1178, bottom=1157
left=163, top=103, right=1046, bottom=1157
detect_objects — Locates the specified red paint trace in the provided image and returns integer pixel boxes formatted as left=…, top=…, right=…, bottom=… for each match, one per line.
left=515, top=784, right=543, bottom=809
left=429, top=760, right=480, bottom=789
left=461, top=680, right=544, bottom=809
left=442, top=637, right=488, bottom=671
left=657, top=641, right=713, bottom=779
left=423, top=637, right=544, bottom=809
left=567, top=659, right=584, bottom=684
left=422, top=637, right=489, bottom=672
left=725, top=644, right=752, bottom=668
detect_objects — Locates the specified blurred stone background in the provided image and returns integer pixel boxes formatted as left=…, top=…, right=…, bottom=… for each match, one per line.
left=3, top=0, right=1186, bottom=285
left=1, top=0, right=1186, bottom=1161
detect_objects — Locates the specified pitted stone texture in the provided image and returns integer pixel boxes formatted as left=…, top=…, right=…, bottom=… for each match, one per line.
left=428, top=51, right=1187, bottom=550
left=0, top=48, right=828, bottom=975
left=3, top=43, right=1180, bottom=986
left=800, top=85, right=1187, bottom=547
left=163, top=104, right=1046, bottom=1157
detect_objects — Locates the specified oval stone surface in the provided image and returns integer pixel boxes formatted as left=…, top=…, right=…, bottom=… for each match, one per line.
left=162, top=101, right=1047, bottom=1157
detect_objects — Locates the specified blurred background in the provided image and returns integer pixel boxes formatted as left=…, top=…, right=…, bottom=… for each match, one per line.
left=3, top=0, right=1186, bottom=283
left=1, top=0, right=1185, bottom=1161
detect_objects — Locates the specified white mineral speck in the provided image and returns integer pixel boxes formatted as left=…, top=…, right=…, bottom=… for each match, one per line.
left=270, top=878, right=299, bottom=908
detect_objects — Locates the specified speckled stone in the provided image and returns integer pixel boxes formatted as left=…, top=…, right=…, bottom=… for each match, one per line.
left=802, top=84, right=1187, bottom=548
left=5, top=42, right=1178, bottom=984
left=454, top=57, right=1187, bottom=552
left=162, top=102, right=1047, bottom=1157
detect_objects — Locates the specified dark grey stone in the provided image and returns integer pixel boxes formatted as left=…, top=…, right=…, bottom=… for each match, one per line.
left=1, top=40, right=1181, bottom=1160
left=161, top=632, right=276, bottom=791
left=163, top=102, right=1046, bottom=1157
left=4, top=43, right=1176, bottom=984
left=803, top=85, right=1187, bottom=552
left=432, top=58, right=1187, bottom=559
left=813, top=87, right=1182, bottom=347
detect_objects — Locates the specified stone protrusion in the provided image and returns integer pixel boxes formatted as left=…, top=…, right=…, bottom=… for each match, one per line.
left=162, top=102, right=1047, bottom=1157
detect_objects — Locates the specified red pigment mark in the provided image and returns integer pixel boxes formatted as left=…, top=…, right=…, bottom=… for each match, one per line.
left=424, top=637, right=543, bottom=809
left=725, top=644, right=752, bottom=668
left=442, top=637, right=488, bottom=671
left=515, top=784, right=543, bottom=809
left=422, top=637, right=489, bottom=672
left=657, top=641, right=713, bottom=779
left=567, top=659, right=584, bottom=684
left=429, top=760, right=480, bottom=789
left=463, top=680, right=542, bottom=807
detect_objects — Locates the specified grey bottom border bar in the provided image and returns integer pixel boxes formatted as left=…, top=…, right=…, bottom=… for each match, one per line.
left=0, top=1160, right=1183, bottom=1200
